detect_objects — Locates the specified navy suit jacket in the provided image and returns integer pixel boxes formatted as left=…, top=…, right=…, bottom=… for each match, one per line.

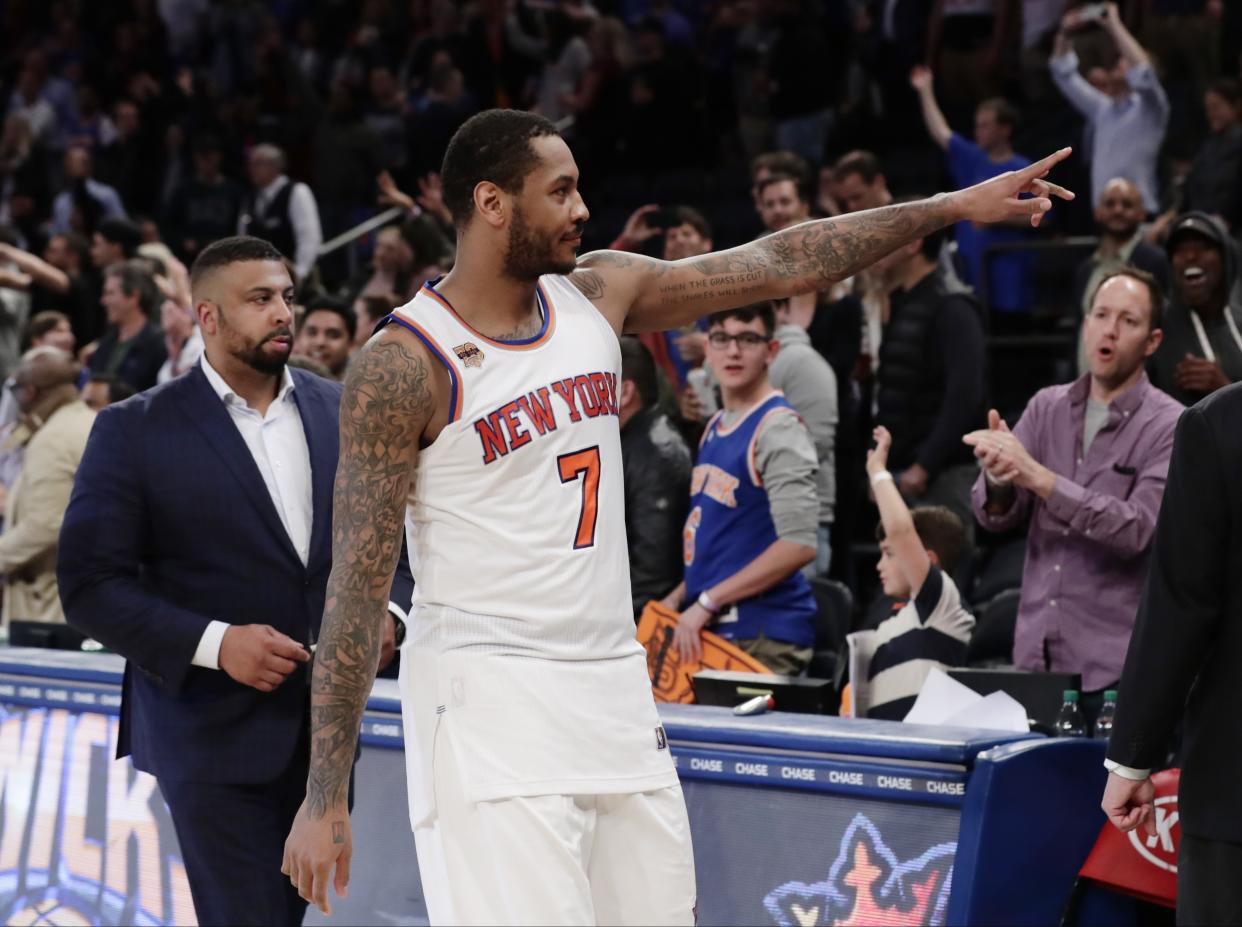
left=58, top=364, right=411, bottom=784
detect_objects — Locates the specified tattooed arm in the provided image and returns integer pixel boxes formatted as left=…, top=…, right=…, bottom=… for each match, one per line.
left=572, top=148, right=1074, bottom=335
left=282, top=326, right=440, bottom=915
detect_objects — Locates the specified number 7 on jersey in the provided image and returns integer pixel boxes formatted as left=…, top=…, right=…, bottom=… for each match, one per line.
left=557, top=446, right=601, bottom=549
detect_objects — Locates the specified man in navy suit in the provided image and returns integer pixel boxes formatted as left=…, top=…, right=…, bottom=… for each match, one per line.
left=58, top=236, right=410, bottom=926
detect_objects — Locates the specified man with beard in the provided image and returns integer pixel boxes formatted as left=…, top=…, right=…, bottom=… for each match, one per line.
left=58, top=236, right=412, bottom=926
left=968, top=269, right=1182, bottom=726
left=1148, top=212, right=1242, bottom=406
left=281, top=109, right=1073, bottom=923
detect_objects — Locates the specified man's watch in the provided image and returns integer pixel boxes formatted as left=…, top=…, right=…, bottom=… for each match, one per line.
left=391, top=612, right=407, bottom=647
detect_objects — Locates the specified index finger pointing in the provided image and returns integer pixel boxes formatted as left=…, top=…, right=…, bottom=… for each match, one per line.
left=1018, top=147, right=1073, bottom=181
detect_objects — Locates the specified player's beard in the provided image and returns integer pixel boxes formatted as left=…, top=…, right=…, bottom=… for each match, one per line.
left=218, top=306, right=292, bottom=375
left=504, top=203, right=577, bottom=279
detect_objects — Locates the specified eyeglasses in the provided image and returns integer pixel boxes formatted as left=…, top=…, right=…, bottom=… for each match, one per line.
left=707, top=331, right=769, bottom=350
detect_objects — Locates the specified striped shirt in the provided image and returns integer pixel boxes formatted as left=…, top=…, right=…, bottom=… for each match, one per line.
left=866, top=567, right=974, bottom=720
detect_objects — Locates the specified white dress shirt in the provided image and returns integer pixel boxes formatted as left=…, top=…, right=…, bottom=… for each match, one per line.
left=190, top=356, right=408, bottom=672
left=192, top=354, right=313, bottom=669
left=240, top=175, right=323, bottom=283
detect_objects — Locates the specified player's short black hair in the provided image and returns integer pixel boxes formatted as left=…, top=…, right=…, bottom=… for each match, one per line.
left=876, top=505, right=967, bottom=574
left=190, top=235, right=287, bottom=291
left=440, top=109, right=561, bottom=228
left=302, top=294, right=357, bottom=341
left=619, top=335, right=658, bottom=408
left=708, top=303, right=775, bottom=338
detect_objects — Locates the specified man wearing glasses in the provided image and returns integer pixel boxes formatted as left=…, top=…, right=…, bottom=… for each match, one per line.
left=660, top=303, right=820, bottom=676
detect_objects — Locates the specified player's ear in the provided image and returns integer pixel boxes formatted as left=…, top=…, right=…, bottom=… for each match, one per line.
left=473, top=181, right=507, bottom=230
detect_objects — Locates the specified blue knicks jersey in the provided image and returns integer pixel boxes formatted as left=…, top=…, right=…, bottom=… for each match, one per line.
left=683, top=392, right=817, bottom=648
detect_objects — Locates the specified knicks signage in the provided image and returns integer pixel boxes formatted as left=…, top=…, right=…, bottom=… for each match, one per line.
left=472, top=372, right=618, bottom=464
left=0, top=705, right=196, bottom=926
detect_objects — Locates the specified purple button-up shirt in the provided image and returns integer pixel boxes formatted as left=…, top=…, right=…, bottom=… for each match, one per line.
left=971, top=374, right=1183, bottom=691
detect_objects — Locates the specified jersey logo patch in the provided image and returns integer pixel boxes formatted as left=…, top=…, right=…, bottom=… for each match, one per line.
left=656, top=726, right=668, bottom=750
left=453, top=341, right=484, bottom=368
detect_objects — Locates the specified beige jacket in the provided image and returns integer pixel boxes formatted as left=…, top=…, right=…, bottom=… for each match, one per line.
left=0, top=398, right=96, bottom=623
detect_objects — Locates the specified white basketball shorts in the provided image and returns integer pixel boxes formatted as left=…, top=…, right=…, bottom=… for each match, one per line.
left=412, top=728, right=697, bottom=926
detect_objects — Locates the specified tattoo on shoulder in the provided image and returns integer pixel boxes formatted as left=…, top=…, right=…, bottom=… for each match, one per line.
left=304, top=336, right=432, bottom=818
left=570, top=250, right=668, bottom=303
left=569, top=269, right=606, bottom=301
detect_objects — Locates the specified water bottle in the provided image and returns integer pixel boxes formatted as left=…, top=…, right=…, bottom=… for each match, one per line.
left=1094, top=690, right=1118, bottom=741
left=1055, top=689, right=1087, bottom=738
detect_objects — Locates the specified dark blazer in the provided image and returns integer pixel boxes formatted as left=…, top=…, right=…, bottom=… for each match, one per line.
left=1108, top=383, right=1242, bottom=841
left=58, top=364, right=410, bottom=784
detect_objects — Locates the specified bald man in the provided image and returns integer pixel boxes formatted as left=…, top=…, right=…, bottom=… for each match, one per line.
left=1073, top=177, right=1171, bottom=372
left=239, top=144, right=323, bottom=283
left=0, top=346, right=94, bottom=623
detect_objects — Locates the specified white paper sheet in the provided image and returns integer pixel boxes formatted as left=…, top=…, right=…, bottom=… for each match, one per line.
left=902, top=668, right=1029, bottom=732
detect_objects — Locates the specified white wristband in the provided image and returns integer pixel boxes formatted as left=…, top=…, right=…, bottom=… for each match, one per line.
left=697, top=590, right=721, bottom=615
left=870, top=470, right=894, bottom=487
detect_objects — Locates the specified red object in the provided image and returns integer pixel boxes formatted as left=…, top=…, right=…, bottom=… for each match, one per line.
left=1079, top=769, right=1180, bottom=908
left=638, top=331, right=682, bottom=389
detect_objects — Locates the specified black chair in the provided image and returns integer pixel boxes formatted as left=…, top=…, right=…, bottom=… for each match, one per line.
left=970, top=536, right=1027, bottom=607
left=967, top=587, right=1021, bottom=666
left=808, top=577, right=854, bottom=679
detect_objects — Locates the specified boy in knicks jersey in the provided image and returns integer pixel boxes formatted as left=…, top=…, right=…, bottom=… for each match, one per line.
left=282, top=107, right=1073, bottom=924
left=862, top=426, right=974, bottom=720
left=661, top=304, right=819, bottom=676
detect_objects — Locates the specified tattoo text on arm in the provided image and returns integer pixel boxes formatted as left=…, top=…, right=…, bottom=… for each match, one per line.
left=304, top=338, right=432, bottom=818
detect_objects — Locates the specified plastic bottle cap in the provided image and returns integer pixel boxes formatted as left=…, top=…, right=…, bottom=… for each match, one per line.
left=1104, top=690, right=1118, bottom=700
left=1063, top=690, right=1079, bottom=701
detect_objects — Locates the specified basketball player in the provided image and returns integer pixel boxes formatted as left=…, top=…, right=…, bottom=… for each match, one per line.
left=282, top=109, right=1072, bottom=923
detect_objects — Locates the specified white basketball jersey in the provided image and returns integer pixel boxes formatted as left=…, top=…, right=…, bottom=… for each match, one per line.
left=389, top=275, right=637, bottom=662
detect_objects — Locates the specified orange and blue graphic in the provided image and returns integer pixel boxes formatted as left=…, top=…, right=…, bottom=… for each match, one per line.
left=763, top=814, right=955, bottom=926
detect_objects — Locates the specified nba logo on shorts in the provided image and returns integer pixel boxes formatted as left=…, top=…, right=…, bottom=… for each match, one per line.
left=454, top=341, right=484, bottom=368
left=655, top=726, right=668, bottom=750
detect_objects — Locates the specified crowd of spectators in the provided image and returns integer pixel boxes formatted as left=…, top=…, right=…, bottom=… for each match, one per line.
left=0, top=0, right=1238, bottom=718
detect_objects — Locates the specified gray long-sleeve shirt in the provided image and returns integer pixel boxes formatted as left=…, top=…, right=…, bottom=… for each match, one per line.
left=770, top=324, right=838, bottom=525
